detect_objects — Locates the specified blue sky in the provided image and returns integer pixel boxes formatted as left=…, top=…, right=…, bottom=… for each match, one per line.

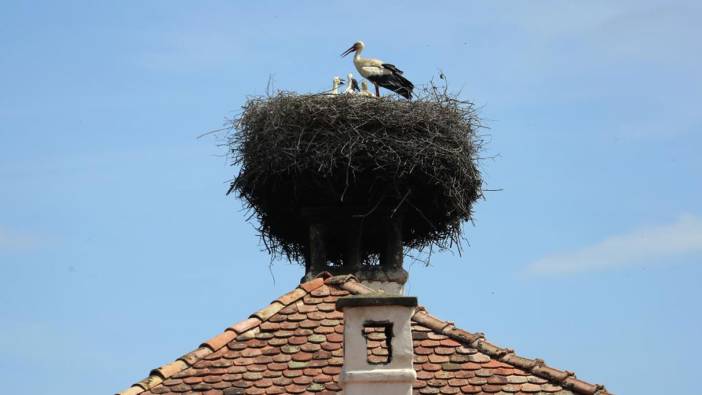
left=1, top=1, right=701, bottom=394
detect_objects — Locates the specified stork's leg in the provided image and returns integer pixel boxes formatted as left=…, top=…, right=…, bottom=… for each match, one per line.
left=374, top=83, right=380, bottom=97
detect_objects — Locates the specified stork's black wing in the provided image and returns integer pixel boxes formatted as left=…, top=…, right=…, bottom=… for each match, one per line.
left=367, top=72, right=414, bottom=99
left=367, top=63, right=414, bottom=99
left=382, top=63, right=404, bottom=74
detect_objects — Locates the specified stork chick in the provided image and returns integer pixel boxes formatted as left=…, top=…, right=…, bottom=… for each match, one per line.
left=359, top=80, right=373, bottom=97
left=341, top=40, right=414, bottom=99
left=328, top=75, right=344, bottom=95
left=344, top=72, right=360, bottom=94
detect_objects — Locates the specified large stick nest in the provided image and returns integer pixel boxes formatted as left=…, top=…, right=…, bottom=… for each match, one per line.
left=228, top=89, right=484, bottom=265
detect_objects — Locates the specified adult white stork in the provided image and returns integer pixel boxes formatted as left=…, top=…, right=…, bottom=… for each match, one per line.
left=344, top=72, right=360, bottom=94
left=341, top=40, right=414, bottom=99
left=358, top=80, right=373, bottom=97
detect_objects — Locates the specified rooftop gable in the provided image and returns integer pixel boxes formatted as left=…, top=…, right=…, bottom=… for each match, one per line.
left=117, top=274, right=610, bottom=395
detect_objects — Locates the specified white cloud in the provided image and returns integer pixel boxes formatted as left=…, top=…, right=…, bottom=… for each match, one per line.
left=526, top=214, right=702, bottom=274
left=0, top=226, right=42, bottom=251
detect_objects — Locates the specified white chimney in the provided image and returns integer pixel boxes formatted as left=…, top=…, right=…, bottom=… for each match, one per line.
left=336, top=295, right=418, bottom=395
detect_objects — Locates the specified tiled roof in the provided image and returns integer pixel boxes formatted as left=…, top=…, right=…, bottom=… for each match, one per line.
left=117, top=274, right=610, bottom=395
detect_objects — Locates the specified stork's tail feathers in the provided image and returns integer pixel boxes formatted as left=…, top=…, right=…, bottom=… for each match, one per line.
left=369, top=73, right=414, bottom=100
left=392, top=73, right=414, bottom=100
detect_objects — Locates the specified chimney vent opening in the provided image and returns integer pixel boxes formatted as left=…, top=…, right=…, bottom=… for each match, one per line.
left=362, top=321, right=393, bottom=365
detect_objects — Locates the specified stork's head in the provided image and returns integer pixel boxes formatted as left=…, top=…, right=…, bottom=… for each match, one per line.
left=341, top=41, right=364, bottom=57
left=333, top=76, right=344, bottom=87
left=347, top=72, right=354, bottom=81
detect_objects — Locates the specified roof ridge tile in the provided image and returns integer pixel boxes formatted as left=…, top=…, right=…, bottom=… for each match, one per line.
left=532, top=365, right=574, bottom=382
left=133, top=374, right=163, bottom=390
left=562, top=377, right=604, bottom=394
left=314, top=271, right=333, bottom=279
left=149, top=360, right=188, bottom=380
left=228, top=317, right=262, bottom=334
left=299, top=277, right=325, bottom=292
left=250, top=301, right=285, bottom=321
left=177, top=346, right=211, bottom=366
left=413, top=309, right=451, bottom=332
left=474, top=339, right=511, bottom=357
left=501, top=353, right=542, bottom=370
left=443, top=326, right=485, bottom=344
left=338, top=279, right=376, bottom=295
left=235, top=327, right=260, bottom=341
left=324, top=274, right=357, bottom=285
left=275, top=287, right=307, bottom=305
left=200, top=329, right=237, bottom=351
left=116, top=386, right=144, bottom=395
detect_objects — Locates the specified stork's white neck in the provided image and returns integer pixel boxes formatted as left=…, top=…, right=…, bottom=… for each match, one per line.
left=353, top=47, right=363, bottom=61
left=352, top=51, right=364, bottom=71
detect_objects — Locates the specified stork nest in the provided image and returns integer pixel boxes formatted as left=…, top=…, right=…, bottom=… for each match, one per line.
left=227, top=88, right=484, bottom=265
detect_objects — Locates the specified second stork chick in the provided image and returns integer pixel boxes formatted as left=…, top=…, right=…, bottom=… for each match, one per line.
left=344, top=72, right=360, bottom=94
left=359, top=80, right=373, bottom=97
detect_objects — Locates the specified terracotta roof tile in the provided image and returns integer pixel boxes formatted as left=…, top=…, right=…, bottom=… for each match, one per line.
left=178, top=347, right=212, bottom=366
left=117, top=386, right=144, bottom=395
left=118, top=274, right=611, bottom=395
left=299, top=277, right=325, bottom=293
left=228, top=317, right=261, bottom=335
left=151, top=360, right=189, bottom=380
left=201, top=330, right=237, bottom=352
left=251, top=302, right=285, bottom=322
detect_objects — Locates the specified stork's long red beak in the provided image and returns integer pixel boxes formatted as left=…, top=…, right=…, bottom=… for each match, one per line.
left=341, top=45, right=356, bottom=57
